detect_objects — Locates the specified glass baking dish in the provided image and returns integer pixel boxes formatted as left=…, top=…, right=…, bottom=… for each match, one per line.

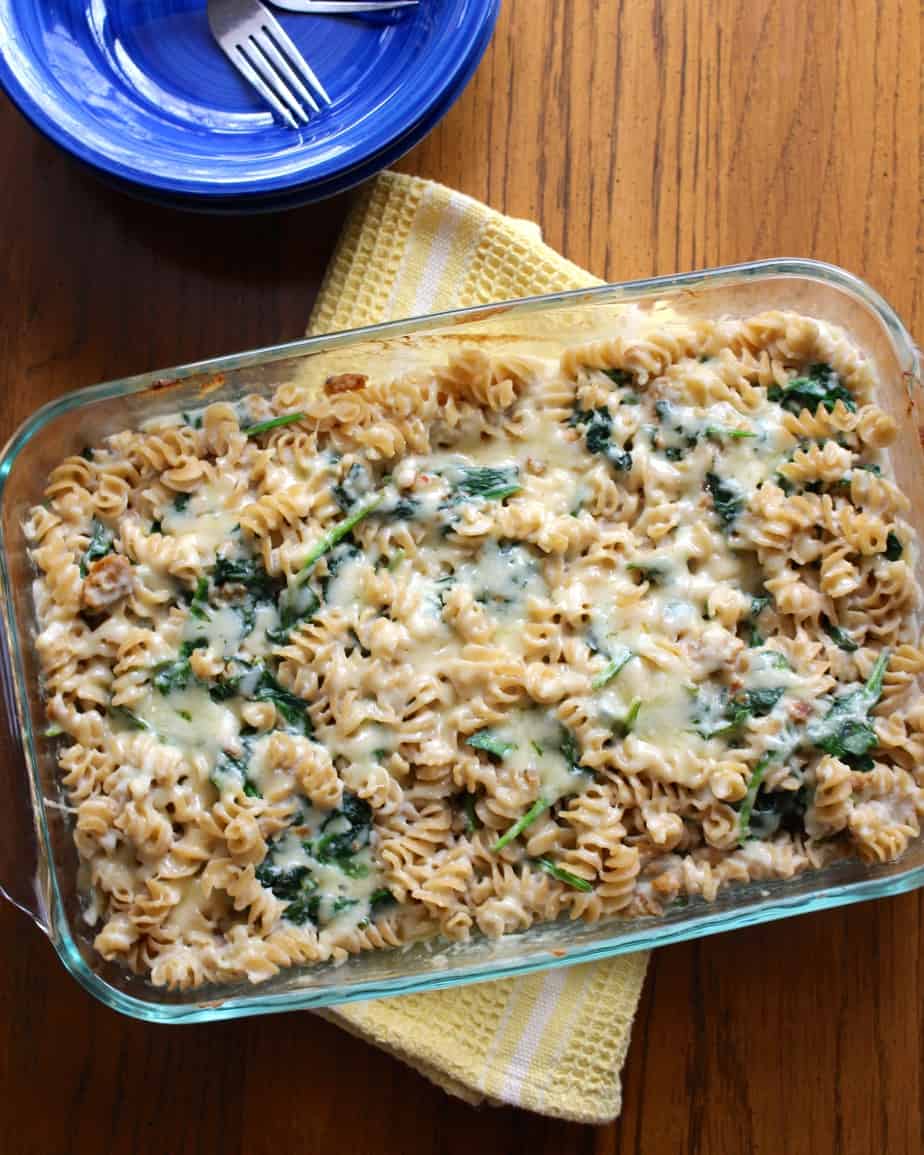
left=1, top=258, right=921, bottom=1024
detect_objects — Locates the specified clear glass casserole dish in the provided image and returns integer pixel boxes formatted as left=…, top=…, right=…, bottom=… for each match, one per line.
left=1, top=258, right=921, bottom=1024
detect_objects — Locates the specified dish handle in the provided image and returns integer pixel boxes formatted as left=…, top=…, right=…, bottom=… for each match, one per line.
left=0, top=647, right=51, bottom=936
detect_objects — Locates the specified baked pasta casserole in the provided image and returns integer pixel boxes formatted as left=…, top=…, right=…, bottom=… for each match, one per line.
left=27, top=310, right=924, bottom=988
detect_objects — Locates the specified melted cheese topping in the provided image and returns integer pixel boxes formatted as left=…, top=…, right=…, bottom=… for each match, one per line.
left=28, top=309, right=924, bottom=992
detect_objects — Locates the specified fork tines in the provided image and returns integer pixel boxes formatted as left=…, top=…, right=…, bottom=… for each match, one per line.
left=209, top=0, right=332, bottom=128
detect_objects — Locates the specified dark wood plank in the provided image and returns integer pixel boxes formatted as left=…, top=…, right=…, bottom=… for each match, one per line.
left=1, top=1, right=922, bottom=1151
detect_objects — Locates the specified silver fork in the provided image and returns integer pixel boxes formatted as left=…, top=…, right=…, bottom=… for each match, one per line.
left=208, top=0, right=332, bottom=128
left=270, top=2, right=417, bottom=10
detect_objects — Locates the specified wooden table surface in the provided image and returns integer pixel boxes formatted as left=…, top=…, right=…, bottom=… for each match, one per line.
left=1, top=1, right=922, bottom=1151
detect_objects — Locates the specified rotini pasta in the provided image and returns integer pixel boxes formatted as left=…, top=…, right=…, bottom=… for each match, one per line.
left=27, top=310, right=924, bottom=990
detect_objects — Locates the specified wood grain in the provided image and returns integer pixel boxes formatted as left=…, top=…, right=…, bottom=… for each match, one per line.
left=1, top=1, right=922, bottom=1151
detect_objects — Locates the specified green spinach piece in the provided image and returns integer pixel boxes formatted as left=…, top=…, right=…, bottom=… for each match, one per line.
left=749, top=785, right=808, bottom=839
left=626, top=561, right=668, bottom=585
left=822, top=616, right=859, bottom=653
left=212, top=555, right=274, bottom=598
left=619, top=698, right=643, bottom=735
left=591, top=645, right=635, bottom=690
left=704, top=425, right=757, bottom=441
left=243, top=412, right=306, bottom=437
left=173, top=492, right=191, bottom=513
left=467, top=730, right=517, bottom=758
left=747, top=593, right=771, bottom=647
left=268, top=583, right=320, bottom=645
left=252, top=669, right=312, bottom=735
left=767, top=363, right=856, bottom=414
left=807, top=650, right=890, bottom=769
left=332, top=462, right=374, bottom=512
left=493, top=796, right=550, bottom=852
left=705, top=472, right=744, bottom=527
left=298, top=493, right=384, bottom=576
left=693, top=685, right=784, bottom=739
left=463, top=794, right=482, bottom=835
left=80, top=520, right=114, bottom=577
left=369, top=888, right=396, bottom=916
left=313, top=793, right=374, bottom=862
left=188, top=575, right=211, bottom=621
left=108, top=705, right=153, bottom=732
left=602, top=368, right=633, bottom=386
left=255, top=859, right=319, bottom=926
left=453, top=466, right=522, bottom=502
left=570, top=406, right=633, bottom=471
left=884, top=531, right=903, bottom=561
left=211, top=750, right=261, bottom=798
left=152, top=638, right=208, bottom=695
left=534, top=857, right=593, bottom=892
left=738, top=754, right=775, bottom=841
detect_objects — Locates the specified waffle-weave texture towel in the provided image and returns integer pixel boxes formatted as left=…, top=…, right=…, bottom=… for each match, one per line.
left=307, top=171, right=649, bottom=1124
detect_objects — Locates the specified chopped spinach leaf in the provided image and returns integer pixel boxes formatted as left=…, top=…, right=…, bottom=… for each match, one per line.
left=188, top=575, right=210, bottom=621
left=152, top=638, right=207, bottom=695
left=747, top=593, right=772, bottom=647
left=591, top=645, right=635, bottom=690
left=622, top=698, right=643, bottom=734
left=884, top=531, right=903, bottom=561
left=370, top=887, right=396, bottom=915
left=211, top=750, right=261, bottom=798
left=738, top=754, right=774, bottom=841
left=822, top=616, right=858, bottom=652
left=452, top=466, right=522, bottom=502
left=332, top=462, right=374, bottom=512
left=80, top=519, right=114, bottom=577
left=807, top=650, right=890, bottom=769
left=252, top=669, right=312, bottom=735
left=493, top=796, right=550, bottom=852
left=767, top=363, right=855, bottom=414
left=705, top=472, right=744, bottom=527
left=693, top=684, right=784, bottom=739
left=602, top=368, right=633, bottom=386
left=467, top=730, right=517, bottom=759
left=108, top=705, right=153, bottom=732
left=212, top=555, right=274, bottom=598
left=463, top=794, right=481, bottom=835
left=558, top=726, right=583, bottom=770
left=268, top=583, right=320, bottom=645
left=570, top=405, right=633, bottom=471
left=297, top=493, right=384, bottom=577
left=749, top=784, right=808, bottom=839
left=173, top=492, right=190, bottom=513
left=704, top=425, right=757, bottom=440
left=243, top=411, right=306, bottom=437
left=534, top=857, right=593, bottom=892
left=255, top=858, right=318, bottom=925
left=626, top=561, right=667, bottom=585
left=313, top=793, right=373, bottom=862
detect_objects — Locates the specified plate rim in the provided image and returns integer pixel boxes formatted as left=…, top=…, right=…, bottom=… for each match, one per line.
left=0, top=0, right=500, bottom=197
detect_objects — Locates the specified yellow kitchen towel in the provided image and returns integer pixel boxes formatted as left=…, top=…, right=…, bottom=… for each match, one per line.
left=307, top=170, right=649, bottom=1125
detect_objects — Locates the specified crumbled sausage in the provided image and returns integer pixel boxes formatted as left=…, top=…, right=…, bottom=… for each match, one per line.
left=81, top=554, right=134, bottom=612
left=325, top=373, right=367, bottom=395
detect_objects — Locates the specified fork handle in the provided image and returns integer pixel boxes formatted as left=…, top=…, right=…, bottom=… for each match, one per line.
left=268, top=1, right=417, bottom=16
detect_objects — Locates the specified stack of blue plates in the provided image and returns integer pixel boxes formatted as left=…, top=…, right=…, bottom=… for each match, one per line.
left=0, top=0, right=500, bottom=211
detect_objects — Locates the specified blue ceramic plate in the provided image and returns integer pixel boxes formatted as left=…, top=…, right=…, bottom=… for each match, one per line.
left=0, top=0, right=499, bottom=201
left=92, top=27, right=487, bottom=213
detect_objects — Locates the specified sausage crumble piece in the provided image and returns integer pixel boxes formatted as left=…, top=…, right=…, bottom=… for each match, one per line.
left=324, top=373, right=368, bottom=395
left=81, top=554, right=134, bottom=612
